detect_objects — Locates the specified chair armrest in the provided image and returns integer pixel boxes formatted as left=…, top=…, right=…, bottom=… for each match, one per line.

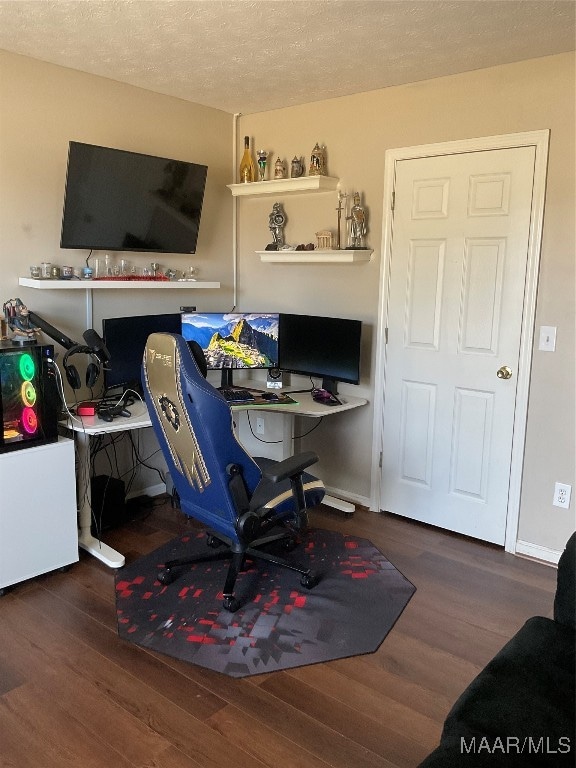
left=262, top=451, right=319, bottom=484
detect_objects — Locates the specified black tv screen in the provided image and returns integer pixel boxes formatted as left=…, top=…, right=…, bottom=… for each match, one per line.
left=60, top=142, right=207, bottom=254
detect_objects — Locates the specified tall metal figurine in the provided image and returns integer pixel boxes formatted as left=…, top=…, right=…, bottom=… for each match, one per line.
left=267, top=202, right=287, bottom=250
left=335, top=190, right=347, bottom=250
left=346, top=192, right=368, bottom=249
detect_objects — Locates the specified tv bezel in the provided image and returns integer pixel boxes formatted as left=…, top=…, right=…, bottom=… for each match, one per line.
left=60, top=141, right=207, bottom=254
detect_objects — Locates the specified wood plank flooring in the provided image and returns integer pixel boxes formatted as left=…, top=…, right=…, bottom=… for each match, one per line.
left=0, top=499, right=558, bottom=768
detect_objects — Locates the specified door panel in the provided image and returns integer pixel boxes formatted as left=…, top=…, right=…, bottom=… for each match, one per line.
left=381, top=146, right=536, bottom=544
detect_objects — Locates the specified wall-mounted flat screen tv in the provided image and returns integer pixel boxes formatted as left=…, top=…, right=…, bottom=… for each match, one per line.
left=60, top=142, right=207, bottom=254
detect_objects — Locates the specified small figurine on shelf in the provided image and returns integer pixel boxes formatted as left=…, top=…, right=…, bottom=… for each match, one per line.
left=346, top=192, right=368, bottom=249
left=309, top=143, right=327, bottom=176
left=290, top=156, right=304, bottom=178
left=316, top=230, right=333, bottom=250
left=2, top=297, right=39, bottom=340
left=257, top=150, right=268, bottom=182
left=274, top=157, right=286, bottom=179
left=267, top=202, right=287, bottom=250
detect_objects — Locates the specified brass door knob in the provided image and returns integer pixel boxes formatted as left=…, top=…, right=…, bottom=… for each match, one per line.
left=496, top=365, right=513, bottom=380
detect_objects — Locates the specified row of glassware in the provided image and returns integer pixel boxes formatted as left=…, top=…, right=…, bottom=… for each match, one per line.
left=30, top=259, right=199, bottom=280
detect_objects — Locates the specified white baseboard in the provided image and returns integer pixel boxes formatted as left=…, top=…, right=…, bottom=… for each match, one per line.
left=515, top=539, right=561, bottom=566
left=323, top=484, right=370, bottom=510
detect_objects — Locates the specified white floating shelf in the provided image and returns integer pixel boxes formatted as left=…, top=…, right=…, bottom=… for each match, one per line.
left=19, top=278, right=220, bottom=290
left=257, top=249, right=373, bottom=264
left=228, top=176, right=339, bottom=197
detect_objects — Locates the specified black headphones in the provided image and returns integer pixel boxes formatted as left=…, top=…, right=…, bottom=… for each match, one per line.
left=62, top=345, right=100, bottom=390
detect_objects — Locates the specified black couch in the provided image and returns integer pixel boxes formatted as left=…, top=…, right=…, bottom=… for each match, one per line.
left=419, top=532, right=575, bottom=767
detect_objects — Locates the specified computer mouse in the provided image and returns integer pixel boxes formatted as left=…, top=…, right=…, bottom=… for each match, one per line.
left=98, top=410, right=114, bottom=422
left=119, top=408, right=131, bottom=417
left=261, top=392, right=279, bottom=401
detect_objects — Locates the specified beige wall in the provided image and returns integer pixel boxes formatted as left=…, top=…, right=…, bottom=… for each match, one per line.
left=1, top=50, right=573, bottom=554
left=237, top=53, right=575, bottom=554
left=0, top=50, right=234, bottom=350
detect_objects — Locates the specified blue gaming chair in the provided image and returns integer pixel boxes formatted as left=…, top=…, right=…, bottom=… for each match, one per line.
left=142, top=332, right=325, bottom=611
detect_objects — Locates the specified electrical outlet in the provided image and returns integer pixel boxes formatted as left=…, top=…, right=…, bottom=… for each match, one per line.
left=256, top=416, right=265, bottom=435
left=553, top=482, right=572, bottom=509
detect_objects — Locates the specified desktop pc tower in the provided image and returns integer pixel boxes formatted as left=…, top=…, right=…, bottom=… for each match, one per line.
left=0, top=341, right=60, bottom=454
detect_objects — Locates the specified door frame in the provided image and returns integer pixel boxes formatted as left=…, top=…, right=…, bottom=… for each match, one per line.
left=370, top=130, right=550, bottom=554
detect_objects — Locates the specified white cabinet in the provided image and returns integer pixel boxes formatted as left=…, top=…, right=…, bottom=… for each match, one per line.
left=0, top=438, right=78, bottom=591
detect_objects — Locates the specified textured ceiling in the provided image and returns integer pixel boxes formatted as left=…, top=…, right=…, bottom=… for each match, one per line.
left=0, top=0, right=574, bottom=114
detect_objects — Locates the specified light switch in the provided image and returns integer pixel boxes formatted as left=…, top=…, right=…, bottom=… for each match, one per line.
left=538, top=326, right=556, bottom=352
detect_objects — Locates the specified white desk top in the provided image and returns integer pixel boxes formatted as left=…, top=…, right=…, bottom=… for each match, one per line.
left=65, top=391, right=368, bottom=434
left=65, top=400, right=152, bottom=435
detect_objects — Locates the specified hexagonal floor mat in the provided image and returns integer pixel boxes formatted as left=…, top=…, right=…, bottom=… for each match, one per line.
left=115, top=527, right=416, bottom=677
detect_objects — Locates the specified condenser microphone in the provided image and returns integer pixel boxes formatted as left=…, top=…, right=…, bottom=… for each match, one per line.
left=83, top=328, right=111, bottom=364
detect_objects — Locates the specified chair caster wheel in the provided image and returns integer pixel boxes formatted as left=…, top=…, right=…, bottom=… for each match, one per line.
left=300, top=571, right=319, bottom=590
left=207, top=535, right=224, bottom=549
left=157, top=568, right=176, bottom=585
left=223, top=596, right=239, bottom=612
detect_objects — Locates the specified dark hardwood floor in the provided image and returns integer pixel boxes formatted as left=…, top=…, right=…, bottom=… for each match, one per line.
left=0, top=499, right=558, bottom=768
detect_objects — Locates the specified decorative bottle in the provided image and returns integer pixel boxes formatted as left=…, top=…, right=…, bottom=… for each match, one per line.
left=239, top=136, right=256, bottom=183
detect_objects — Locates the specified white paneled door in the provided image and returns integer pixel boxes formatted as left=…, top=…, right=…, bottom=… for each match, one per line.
left=380, top=146, right=537, bottom=544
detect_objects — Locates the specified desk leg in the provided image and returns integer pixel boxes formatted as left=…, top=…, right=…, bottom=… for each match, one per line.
left=281, top=413, right=355, bottom=517
left=75, top=431, right=125, bottom=569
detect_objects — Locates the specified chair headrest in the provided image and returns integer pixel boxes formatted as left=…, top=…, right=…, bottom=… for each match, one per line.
left=187, top=339, right=208, bottom=378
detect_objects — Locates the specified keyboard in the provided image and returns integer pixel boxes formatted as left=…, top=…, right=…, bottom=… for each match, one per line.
left=219, top=387, right=256, bottom=403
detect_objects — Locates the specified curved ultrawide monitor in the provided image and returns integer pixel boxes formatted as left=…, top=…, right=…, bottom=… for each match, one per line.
left=278, top=313, right=362, bottom=393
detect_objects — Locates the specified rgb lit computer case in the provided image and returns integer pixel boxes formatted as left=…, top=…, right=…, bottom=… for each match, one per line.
left=0, top=341, right=60, bottom=454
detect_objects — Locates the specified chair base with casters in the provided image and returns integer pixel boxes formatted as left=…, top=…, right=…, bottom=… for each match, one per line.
left=159, top=454, right=322, bottom=612
left=142, top=332, right=326, bottom=612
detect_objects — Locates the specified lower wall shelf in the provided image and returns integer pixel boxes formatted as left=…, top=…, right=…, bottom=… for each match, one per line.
left=19, top=278, right=220, bottom=289
left=257, top=249, right=373, bottom=264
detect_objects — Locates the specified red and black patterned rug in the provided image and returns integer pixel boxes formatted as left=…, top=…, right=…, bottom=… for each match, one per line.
left=115, top=527, right=415, bottom=678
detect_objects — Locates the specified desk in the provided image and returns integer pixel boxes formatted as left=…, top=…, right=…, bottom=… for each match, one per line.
left=68, top=401, right=151, bottom=569
left=67, top=393, right=367, bottom=569
left=237, top=391, right=368, bottom=516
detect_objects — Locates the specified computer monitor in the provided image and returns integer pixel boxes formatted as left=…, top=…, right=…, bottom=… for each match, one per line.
left=180, top=312, right=279, bottom=388
left=102, top=313, right=182, bottom=393
left=278, top=313, right=362, bottom=395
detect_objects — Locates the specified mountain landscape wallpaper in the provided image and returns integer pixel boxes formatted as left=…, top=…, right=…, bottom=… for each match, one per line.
left=181, top=313, right=278, bottom=370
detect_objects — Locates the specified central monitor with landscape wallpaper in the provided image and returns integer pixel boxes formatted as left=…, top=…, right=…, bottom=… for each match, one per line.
left=180, top=312, right=279, bottom=388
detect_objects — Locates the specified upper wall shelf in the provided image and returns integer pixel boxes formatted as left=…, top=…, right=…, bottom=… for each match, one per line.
left=19, top=278, right=221, bottom=290
left=257, top=250, right=373, bottom=264
left=227, top=176, right=339, bottom=197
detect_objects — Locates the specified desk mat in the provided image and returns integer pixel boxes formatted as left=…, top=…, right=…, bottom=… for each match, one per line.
left=115, top=528, right=416, bottom=678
